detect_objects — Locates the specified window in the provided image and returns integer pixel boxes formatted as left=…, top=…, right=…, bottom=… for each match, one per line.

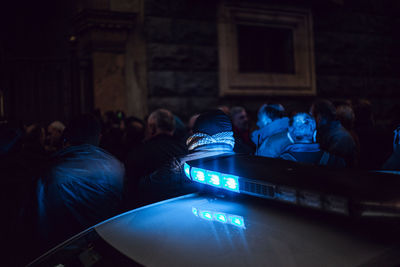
left=218, top=3, right=316, bottom=96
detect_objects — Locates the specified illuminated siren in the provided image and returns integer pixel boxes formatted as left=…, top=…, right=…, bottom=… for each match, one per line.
left=185, top=154, right=400, bottom=217
left=184, top=163, right=239, bottom=192
left=183, top=162, right=350, bottom=215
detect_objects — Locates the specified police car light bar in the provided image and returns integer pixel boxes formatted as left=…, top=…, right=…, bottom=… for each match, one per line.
left=184, top=154, right=400, bottom=218
left=184, top=161, right=348, bottom=215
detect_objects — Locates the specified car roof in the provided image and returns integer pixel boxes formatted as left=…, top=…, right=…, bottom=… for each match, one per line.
left=94, top=193, right=400, bottom=267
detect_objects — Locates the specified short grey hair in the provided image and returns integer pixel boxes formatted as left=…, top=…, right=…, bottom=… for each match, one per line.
left=288, top=113, right=316, bottom=143
left=49, top=121, right=65, bottom=132
left=148, top=109, right=175, bottom=133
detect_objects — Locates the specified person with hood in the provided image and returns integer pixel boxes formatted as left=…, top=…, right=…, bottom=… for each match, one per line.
left=181, top=109, right=235, bottom=163
left=251, top=103, right=289, bottom=155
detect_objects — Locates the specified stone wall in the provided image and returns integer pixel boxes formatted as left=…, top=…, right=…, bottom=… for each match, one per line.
left=312, top=1, right=400, bottom=127
left=144, top=0, right=400, bottom=126
left=144, top=0, right=219, bottom=120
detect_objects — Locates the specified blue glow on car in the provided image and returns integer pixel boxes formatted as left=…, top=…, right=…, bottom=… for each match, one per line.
left=221, top=174, right=239, bottom=192
left=206, top=171, right=221, bottom=187
left=229, top=215, right=245, bottom=228
left=193, top=207, right=245, bottom=229
left=192, top=207, right=198, bottom=216
left=214, top=213, right=227, bottom=223
left=200, top=211, right=213, bottom=220
left=184, top=163, right=191, bottom=179
left=191, top=167, right=206, bottom=183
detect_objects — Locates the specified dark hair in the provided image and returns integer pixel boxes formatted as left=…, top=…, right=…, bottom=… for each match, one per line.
left=336, top=105, right=355, bottom=130
left=311, top=99, right=336, bottom=121
left=193, top=110, right=232, bottom=136
left=64, top=114, right=102, bottom=146
left=259, top=104, right=285, bottom=121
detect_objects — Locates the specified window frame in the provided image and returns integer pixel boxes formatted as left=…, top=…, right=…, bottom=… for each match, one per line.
left=218, top=3, right=316, bottom=96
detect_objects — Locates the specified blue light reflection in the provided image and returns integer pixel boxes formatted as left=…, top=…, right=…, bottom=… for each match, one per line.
left=192, top=207, right=198, bottom=216
left=214, top=213, right=228, bottom=223
left=200, top=211, right=213, bottom=220
left=192, top=207, right=245, bottom=229
left=229, top=216, right=245, bottom=228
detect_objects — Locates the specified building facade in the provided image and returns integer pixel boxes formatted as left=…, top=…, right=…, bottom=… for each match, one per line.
left=1, top=0, right=400, bottom=126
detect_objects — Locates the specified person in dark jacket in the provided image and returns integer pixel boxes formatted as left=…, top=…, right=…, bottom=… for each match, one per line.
left=124, top=109, right=188, bottom=207
left=34, top=114, right=125, bottom=257
left=310, top=99, right=357, bottom=167
left=279, top=113, right=345, bottom=168
left=251, top=103, right=289, bottom=155
left=230, top=106, right=255, bottom=154
left=182, top=109, right=235, bottom=163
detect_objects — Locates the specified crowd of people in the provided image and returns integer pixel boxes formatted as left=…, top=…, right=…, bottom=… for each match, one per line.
left=1, top=98, right=400, bottom=265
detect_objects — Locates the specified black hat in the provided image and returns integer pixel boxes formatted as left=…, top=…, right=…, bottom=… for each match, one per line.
left=193, top=110, right=232, bottom=136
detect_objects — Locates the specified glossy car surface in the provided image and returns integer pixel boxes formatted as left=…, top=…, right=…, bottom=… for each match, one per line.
left=30, top=192, right=400, bottom=267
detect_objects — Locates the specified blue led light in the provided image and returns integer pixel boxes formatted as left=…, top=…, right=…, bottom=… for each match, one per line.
left=200, top=211, right=213, bottom=220
left=192, top=207, right=198, bottom=216
left=206, top=171, right=221, bottom=187
left=214, top=213, right=227, bottom=223
left=183, top=163, right=191, bottom=179
left=229, top=215, right=245, bottom=228
left=191, top=167, right=206, bottom=183
left=222, top=174, right=239, bottom=192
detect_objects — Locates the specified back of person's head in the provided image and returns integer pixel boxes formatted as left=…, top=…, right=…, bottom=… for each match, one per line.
left=147, top=109, right=175, bottom=138
left=310, top=99, right=336, bottom=122
left=188, top=109, right=234, bottom=151
left=336, top=105, right=355, bottom=131
left=193, top=110, right=232, bottom=135
left=257, top=104, right=285, bottom=128
left=64, top=114, right=102, bottom=146
left=288, top=113, right=316, bottom=144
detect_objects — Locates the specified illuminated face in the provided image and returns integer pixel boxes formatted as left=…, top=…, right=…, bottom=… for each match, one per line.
left=232, top=110, right=249, bottom=131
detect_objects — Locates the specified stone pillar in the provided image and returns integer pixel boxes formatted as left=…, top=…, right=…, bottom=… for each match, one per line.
left=72, top=0, right=147, bottom=118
